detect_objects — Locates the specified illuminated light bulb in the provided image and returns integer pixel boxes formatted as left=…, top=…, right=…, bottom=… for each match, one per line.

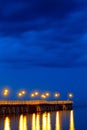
left=45, top=92, right=50, bottom=96
left=3, top=92, right=8, bottom=96
left=21, top=90, right=26, bottom=95
left=18, top=92, right=22, bottom=97
left=54, top=93, right=60, bottom=98
left=68, top=93, right=73, bottom=99
left=31, top=93, right=35, bottom=97
left=41, top=94, right=46, bottom=99
left=4, top=89, right=9, bottom=93
left=35, top=92, right=39, bottom=96
left=3, top=88, right=9, bottom=96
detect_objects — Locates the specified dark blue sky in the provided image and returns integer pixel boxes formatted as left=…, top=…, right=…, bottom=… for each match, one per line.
left=0, top=0, right=87, bottom=104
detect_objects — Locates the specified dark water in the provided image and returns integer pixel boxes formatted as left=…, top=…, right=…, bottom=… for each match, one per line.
left=0, top=107, right=85, bottom=130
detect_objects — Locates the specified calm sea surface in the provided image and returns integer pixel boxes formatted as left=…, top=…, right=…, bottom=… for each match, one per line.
left=0, top=107, right=86, bottom=130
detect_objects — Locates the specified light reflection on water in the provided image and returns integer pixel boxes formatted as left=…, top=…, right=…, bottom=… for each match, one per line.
left=56, top=112, right=60, bottom=130
left=70, top=110, right=75, bottom=130
left=3, top=110, right=75, bottom=130
left=32, top=113, right=40, bottom=130
left=4, top=117, right=11, bottom=130
left=42, top=113, right=51, bottom=130
left=19, top=115, right=28, bottom=130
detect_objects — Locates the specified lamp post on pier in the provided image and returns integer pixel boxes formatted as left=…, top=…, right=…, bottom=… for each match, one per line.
left=2, top=88, right=10, bottom=99
left=68, top=93, right=73, bottom=100
left=54, top=93, right=60, bottom=100
left=18, top=90, right=26, bottom=100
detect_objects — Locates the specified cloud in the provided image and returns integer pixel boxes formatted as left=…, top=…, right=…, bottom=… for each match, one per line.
left=0, top=0, right=87, bottom=68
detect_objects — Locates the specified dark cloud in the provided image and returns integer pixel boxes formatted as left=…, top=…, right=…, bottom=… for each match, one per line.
left=0, top=0, right=87, bottom=68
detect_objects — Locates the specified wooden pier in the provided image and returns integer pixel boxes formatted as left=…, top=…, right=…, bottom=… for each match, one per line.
left=0, top=100, right=73, bottom=115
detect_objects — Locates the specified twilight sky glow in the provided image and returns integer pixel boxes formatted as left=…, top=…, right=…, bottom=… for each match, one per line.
left=0, top=0, right=87, bottom=104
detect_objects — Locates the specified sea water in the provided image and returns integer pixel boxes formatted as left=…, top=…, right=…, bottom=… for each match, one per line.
left=0, top=107, right=86, bottom=130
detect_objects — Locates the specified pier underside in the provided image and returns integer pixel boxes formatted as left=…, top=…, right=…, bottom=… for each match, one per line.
left=0, top=100, right=73, bottom=114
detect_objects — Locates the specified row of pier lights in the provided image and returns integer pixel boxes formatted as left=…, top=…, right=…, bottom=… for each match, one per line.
left=2, top=88, right=73, bottom=100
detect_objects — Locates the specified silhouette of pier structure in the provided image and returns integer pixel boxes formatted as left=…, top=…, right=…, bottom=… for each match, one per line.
left=0, top=100, right=73, bottom=114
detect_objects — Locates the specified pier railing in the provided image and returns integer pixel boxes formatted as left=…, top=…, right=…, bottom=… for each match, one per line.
left=0, top=100, right=73, bottom=114
left=0, top=100, right=73, bottom=105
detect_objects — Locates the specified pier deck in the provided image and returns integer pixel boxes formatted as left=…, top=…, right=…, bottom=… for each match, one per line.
left=0, top=100, right=73, bottom=114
